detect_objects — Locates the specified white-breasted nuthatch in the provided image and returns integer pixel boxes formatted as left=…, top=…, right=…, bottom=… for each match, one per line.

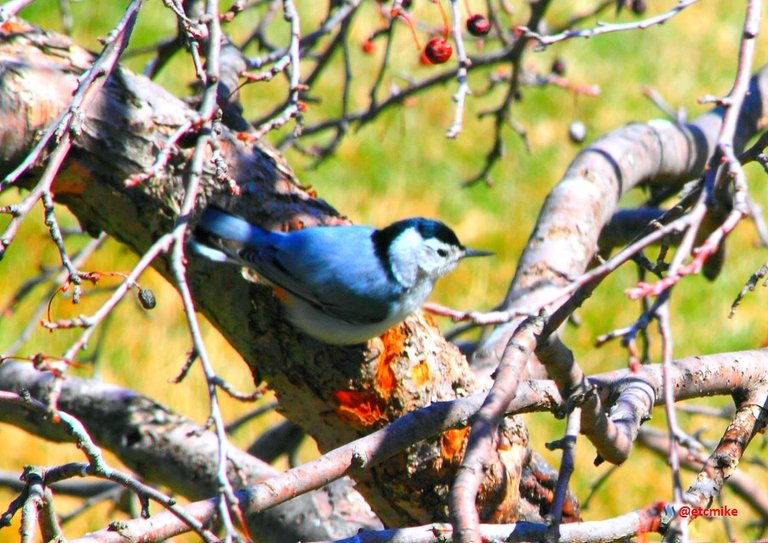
left=191, top=207, right=491, bottom=345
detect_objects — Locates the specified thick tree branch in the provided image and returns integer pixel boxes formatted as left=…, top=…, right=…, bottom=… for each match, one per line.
left=311, top=503, right=664, bottom=543
left=473, top=64, right=768, bottom=367
left=25, top=348, right=768, bottom=541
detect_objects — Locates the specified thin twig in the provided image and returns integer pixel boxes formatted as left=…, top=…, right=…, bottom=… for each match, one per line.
left=519, top=0, right=700, bottom=48
left=446, top=0, right=471, bottom=138
left=544, top=408, right=580, bottom=543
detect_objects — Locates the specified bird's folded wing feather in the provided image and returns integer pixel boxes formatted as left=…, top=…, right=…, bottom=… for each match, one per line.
left=241, top=226, right=403, bottom=325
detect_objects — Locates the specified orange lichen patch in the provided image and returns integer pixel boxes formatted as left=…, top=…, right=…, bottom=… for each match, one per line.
left=410, top=359, right=431, bottom=387
left=333, top=390, right=386, bottom=428
left=561, top=494, right=581, bottom=523
left=0, top=18, right=34, bottom=34
left=236, top=132, right=258, bottom=144
left=51, top=164, right=89, bottom=196
left=272, top=286, right=289, bottom=304
left=380, top=323, right=407, bottom=353
left=374, top=324, right=407, bottom=398
left=374, top=355, right=396, bottom=399
left=285, top=218, right=306, bottom=231
left=440, top=426, right=469, bottom=461
left=422, top=311, right=439, bottom=329
left=636, top=502, right=664, bottom=537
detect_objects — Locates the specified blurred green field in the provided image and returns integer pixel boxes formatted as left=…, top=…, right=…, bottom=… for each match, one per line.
left=2, top=1, right=768, bottom=541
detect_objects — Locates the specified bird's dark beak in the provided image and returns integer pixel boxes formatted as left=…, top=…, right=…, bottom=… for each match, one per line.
left=462, top=247, right=494, bottom=259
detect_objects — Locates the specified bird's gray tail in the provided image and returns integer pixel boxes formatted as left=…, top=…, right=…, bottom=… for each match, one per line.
left=190, top=207, right=268, bottom=264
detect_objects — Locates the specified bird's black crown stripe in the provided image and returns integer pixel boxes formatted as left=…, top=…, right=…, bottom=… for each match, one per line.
left=412, top=218, right=461, bottom=247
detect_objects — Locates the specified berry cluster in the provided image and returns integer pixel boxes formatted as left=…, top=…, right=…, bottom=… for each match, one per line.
left=365, top=1, right=492, bottom=66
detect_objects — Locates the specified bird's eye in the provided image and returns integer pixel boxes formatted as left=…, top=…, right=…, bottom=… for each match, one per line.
left=437, top=248, right=448, bottom=257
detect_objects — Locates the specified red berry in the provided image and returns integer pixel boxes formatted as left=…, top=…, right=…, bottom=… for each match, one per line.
left=362, top=39, right=375, bottom=54
left=466, top=14, right=490, bottom=36
left=424, top=36, right=452, bottom=64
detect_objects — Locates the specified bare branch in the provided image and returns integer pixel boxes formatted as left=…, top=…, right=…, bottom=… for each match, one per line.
left=449, top=316, right=542, bottom=543
left=519, top=0, right=700, bottom=47
left=307, top=503, right=666, bottom=543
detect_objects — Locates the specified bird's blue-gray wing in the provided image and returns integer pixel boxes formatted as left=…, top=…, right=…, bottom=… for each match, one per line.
left=245, top=226, right=402, bottom=324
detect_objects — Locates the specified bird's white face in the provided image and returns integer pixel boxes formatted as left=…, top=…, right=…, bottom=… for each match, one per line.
left=386, top=222, right=477, bottom=287
left=388, top=227, right=463, bottom=286
left=417, top=237, right=464, bottom=279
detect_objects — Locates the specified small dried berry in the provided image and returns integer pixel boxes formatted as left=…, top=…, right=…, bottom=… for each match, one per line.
left=466, top=14, right=490, bottom=37
left=631, top=0, right=647, bottom=14
left=424, top=36, right=452, bottom=64
left=551, top=58, right=566, bottom=75
left=138, top=287, right=157, bottom=310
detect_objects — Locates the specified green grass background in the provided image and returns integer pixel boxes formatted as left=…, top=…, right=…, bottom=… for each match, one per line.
left=2, top=0, right=768, bottom=541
